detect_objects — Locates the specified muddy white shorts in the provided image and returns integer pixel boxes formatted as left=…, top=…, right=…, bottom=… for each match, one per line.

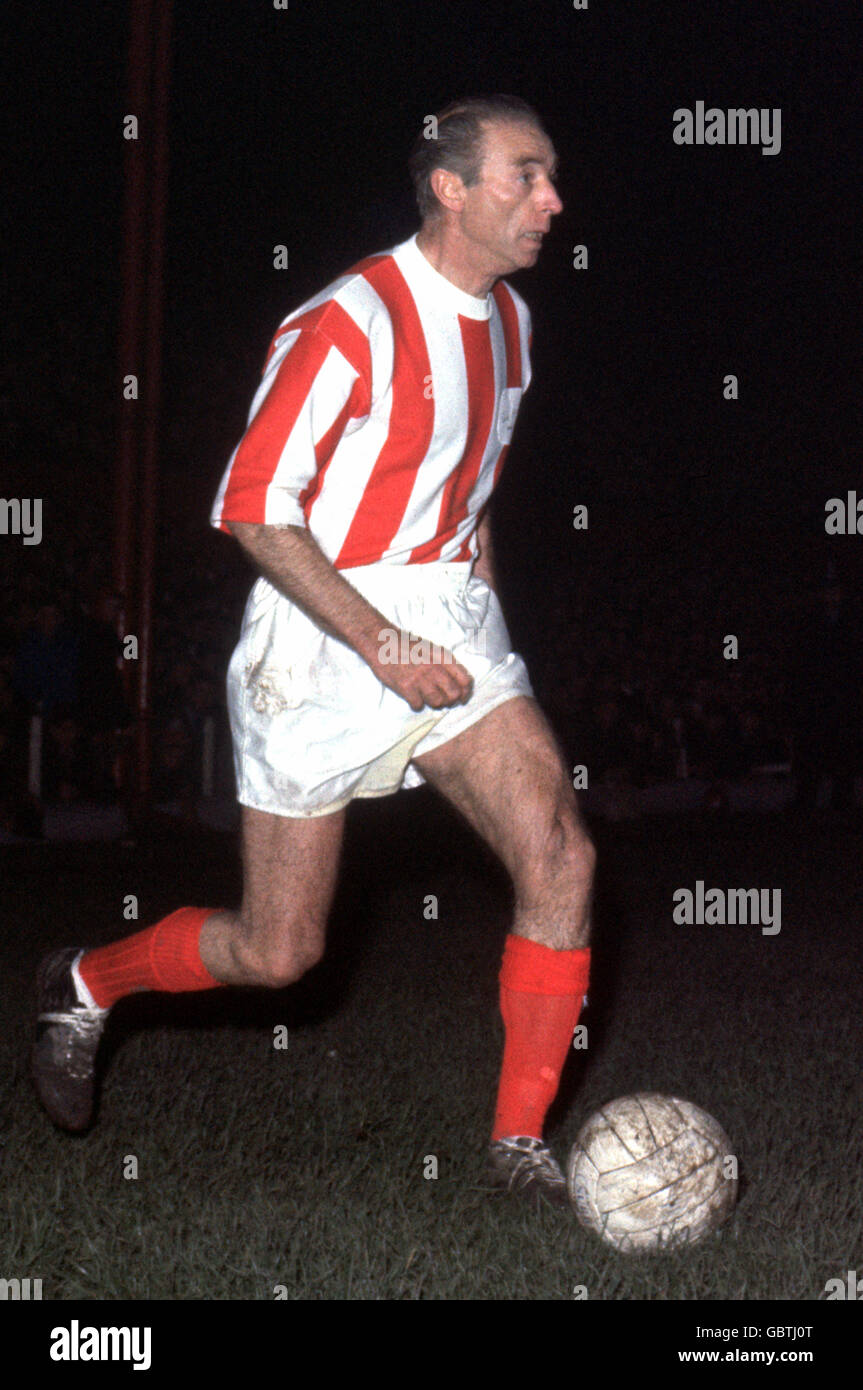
left=226, top=561, right=533, bottom=817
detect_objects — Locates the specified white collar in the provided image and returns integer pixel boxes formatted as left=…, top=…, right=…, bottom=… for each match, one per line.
left=395, top=233, right=493, bottom=320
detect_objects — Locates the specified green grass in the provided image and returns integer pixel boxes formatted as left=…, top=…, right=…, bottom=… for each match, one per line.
left=1, top=797, right=861, bottom=1299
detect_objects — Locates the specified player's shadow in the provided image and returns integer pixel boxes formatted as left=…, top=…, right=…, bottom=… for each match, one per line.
left=99, top=832, right=383, bottom=1068
left=99, top=788, right=457, bottom=1069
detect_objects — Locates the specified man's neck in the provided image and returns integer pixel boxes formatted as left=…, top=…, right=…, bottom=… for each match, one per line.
left=414, top=224, right=495, bottom=298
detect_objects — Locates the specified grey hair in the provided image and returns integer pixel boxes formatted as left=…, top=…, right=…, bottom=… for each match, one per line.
left=408, top=95, right=547, bottom=221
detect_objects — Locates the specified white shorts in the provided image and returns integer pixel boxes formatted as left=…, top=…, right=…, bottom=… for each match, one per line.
left=226, top=561, right=533, bottom=817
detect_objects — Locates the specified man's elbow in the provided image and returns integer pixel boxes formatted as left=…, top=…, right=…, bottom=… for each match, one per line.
left=226, top=520, right=305, bottom=535
left=226, top=519, right=295, bottom=544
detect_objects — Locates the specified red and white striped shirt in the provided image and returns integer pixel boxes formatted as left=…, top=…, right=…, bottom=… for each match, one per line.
left=211, top=233, right=532, bottom=568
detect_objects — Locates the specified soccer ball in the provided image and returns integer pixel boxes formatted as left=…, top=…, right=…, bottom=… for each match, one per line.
left=567, top=1093, right=738, bottom=1252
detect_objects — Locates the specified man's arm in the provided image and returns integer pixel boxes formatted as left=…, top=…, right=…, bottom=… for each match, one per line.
left=472, top=508, right=498, bottom=594
left=227, top=521, right=473, bottom=712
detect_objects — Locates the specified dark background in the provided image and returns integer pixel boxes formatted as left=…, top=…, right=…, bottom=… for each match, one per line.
left=2, top=5, right=862, bottom=1318
left=3, top=0, right=861, bottom=675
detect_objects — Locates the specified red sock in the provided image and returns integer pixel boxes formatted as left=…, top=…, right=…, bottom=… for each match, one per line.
left=78, top=907, right=222, bottom=1009
left=492, top=934, right=591, bottom=1142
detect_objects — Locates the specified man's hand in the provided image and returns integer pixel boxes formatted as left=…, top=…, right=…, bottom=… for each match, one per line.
left=367, top=628, right=474, bottom=712
left=226, top=522, right=474, bottom=711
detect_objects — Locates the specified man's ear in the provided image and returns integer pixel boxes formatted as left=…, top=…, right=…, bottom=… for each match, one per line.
left=428, top=166, right=466, bottom=215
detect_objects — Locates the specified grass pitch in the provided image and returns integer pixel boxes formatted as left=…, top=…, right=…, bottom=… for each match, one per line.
left=1, top=794, right=861, bottom=1300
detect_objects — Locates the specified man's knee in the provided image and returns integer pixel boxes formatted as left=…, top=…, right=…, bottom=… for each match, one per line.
left=551, top=807, right=596, bottom=886
left=523, top=784, right=596, bottom=895
left=234, top=912, right=326, bottom=988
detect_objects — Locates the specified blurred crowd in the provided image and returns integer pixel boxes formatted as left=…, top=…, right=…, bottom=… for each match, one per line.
left=534, top=566, right=862, bottom=816
left=0, top=523, right=246, bottom=833
left=2, top=522, right=861, bottom=832
left=537, top=597, right=789, bottom=791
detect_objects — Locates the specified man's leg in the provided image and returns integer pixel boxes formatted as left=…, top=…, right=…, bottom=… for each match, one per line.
left=414, top=695, right=594, bottom=1201
left=198, top=806, right=345, bottom=985
left=32, top=806, right=345, bottom=1130
left=79, top=806, right=346, bottom=1000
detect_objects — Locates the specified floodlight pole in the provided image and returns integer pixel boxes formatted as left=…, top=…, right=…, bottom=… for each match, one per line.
left=136, top=0, right=171, bottom=809
left=113, top=0, right=172, bottom=817
left=114, top=0, right=152, bottom=676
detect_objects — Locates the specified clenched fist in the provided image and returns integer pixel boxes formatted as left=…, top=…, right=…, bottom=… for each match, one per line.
left=368, top=627, right=474, bottom=711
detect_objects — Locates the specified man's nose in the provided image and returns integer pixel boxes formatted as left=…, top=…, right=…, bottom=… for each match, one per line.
left=539, top=180, right=563, bottom=215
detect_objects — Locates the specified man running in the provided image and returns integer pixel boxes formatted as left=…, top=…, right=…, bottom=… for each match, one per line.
left=32, top=95, right=594, bottom=1207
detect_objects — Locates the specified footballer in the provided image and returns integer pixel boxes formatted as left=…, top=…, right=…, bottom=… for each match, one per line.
left=32, top=95, right=594, bottom=1206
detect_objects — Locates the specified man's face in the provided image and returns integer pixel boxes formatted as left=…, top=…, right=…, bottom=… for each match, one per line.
left=455, top=120, right=563, bottom=277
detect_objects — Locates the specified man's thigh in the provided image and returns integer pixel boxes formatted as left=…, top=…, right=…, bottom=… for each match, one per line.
left=239, top=803, right=346, bottom=951
left=412, top=695, right=588, bottom=882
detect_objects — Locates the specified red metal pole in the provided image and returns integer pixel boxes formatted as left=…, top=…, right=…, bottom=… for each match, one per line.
left=114, top=0, right=154, bottom=662
left=114, top=0, right=154, bottom=807
left=135, top=0, right=172, bottom=809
